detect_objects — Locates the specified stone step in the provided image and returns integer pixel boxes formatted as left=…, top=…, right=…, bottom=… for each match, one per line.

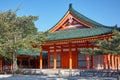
left=17, top=69, right=118, bottom=77
left=18, top=69, right=80, bottom=76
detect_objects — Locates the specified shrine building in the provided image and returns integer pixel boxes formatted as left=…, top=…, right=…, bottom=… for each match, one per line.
left=40, top=4, right=120, bottom=70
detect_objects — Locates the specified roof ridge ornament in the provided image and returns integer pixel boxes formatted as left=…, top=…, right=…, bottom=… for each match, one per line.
left=69, top=3, right=72, bottom=9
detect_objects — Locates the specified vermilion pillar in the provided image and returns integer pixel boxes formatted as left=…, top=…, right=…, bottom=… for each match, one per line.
left=112, top=54, right=115, bottom=69
left=118, top=55, right=120, bottom=69
left=106, top=55, right=109, bottom=69
left=104, top=55, right=108, bottom=69
left=40, top=51, right=42, bottom=70
left=86, top=55, right=90, bottom=69
left=108, top=54, right=111, bottom=69
left=115, top=55, right=117, bottom=69
left=97, top=55, right=100, bottom=69
left=54, top=44, right=56, bottom=69
left=69, top=43, right=72, bottom=69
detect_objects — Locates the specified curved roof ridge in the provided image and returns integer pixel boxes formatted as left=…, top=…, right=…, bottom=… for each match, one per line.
left=48, top=10, right=70, bottom=32
left=68, top=4, right=107, bottom=27
left=48, top=4, right=115, bottom=32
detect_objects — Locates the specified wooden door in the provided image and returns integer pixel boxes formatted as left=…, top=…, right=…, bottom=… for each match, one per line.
left=72, top=52, right=78, bottom=68
left=62, top=52, right=69, bottom=68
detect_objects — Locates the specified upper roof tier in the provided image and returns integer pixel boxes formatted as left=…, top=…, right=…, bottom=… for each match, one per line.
left=48, top=4, right=115, bottom=33
left=68, top=4, right=105, bottom=27
left=47, top=4, right=115, bottom=41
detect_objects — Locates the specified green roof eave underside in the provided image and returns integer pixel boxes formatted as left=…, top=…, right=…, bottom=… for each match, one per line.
left=47, top=27, right=113, bottom=41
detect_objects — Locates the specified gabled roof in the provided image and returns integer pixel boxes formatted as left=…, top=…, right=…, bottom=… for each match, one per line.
left=48, top=4, right=114, bottom=32
left=47, top=4, right=115, bottom=41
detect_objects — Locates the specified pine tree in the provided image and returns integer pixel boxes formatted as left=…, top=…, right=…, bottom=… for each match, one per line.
left=80, top=29, right=120, bottom=55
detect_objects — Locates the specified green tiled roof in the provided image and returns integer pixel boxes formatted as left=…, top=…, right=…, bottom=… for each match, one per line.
left=47, top=27, right=113, bottom=41
left=18, top=50, right=47, bottom=57
left=47, top=4, right=115, bottom=41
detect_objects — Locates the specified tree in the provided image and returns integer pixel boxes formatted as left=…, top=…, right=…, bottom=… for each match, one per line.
left=0, top=9, right=41, bottom=72
left=97, top=29, right=120, bottom=54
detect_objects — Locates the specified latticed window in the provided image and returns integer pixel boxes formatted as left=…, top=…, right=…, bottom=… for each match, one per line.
left=78, top=54, right=92, bottom=68
left=50, top=54, right=54, bottom=67
left=57, top=53, right=61, bottom=67
left=94, top=55, right=103, bottom=69
left=78, top=54, right=86, bottom=68
left=50, top=53, right=61, bottom=68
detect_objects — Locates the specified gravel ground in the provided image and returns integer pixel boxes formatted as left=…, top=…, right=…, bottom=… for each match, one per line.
left=0, top=74, right=117, bottom=80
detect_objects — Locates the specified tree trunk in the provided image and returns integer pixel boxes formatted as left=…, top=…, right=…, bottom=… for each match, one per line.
left=12, top=34, right=18, bottom=72
left=12, top=53, right=18, bottom=72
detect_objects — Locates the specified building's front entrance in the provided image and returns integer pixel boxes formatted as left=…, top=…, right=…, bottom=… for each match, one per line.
left=61, top=52, right=78, bottom=69
left=61, top=52, right=69, bottom=68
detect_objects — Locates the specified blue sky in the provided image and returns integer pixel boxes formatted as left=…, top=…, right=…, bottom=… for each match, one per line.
left=0, top=0, right=120, bottom=31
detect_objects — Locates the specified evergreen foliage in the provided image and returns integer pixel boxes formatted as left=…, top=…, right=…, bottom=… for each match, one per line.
left=0, top=9, right=48, bottom=71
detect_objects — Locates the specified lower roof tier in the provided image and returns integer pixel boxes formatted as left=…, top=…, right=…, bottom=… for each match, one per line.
left=47, top=27, right=113, bottom=41
left=18, top=49, right=47, bottom=57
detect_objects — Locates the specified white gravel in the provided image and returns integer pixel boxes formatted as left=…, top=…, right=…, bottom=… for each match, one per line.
left=0, top=74, right=117, bottom=80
